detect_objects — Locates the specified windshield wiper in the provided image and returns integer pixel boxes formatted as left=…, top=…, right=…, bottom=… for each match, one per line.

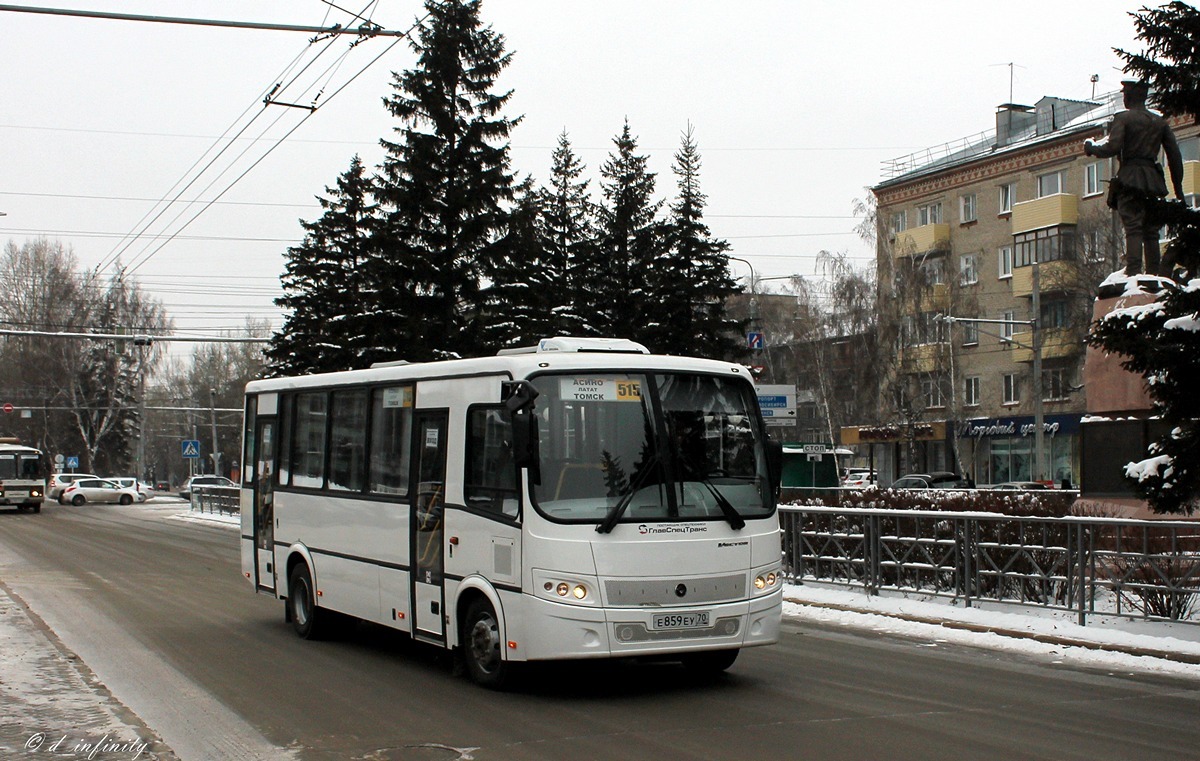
left=697, top=476, right=746, bottom=530
left=596, top=456, right=658, bottom=535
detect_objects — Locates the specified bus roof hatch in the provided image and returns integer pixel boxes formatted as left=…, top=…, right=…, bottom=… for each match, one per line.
left=497, top=337, right=650, bottom=356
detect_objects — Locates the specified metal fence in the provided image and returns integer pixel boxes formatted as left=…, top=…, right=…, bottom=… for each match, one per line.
left=190, top=486, right=240, bottom=516
left=780, top=505, right=1200, bottom=626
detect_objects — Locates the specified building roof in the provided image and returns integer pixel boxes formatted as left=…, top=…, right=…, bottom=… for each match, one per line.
left=875, top=91, right=1122, bottom=190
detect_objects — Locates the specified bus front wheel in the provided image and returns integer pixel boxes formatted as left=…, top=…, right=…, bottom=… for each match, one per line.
left=288, top=563, right=327, bottom=640
left=463, top=598, right=510, bottom=689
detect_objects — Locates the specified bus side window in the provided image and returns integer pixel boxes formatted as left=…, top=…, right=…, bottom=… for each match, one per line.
left=465, top=406, right=519, bottom=519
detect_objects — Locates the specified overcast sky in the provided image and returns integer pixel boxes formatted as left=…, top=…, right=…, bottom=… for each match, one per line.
left=0, top=1, right=1152, bottom=355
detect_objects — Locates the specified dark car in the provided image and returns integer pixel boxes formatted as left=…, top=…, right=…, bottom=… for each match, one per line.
left=991, top=481, right=1051, bottom=490
left=890, top=471, right=972, bottom=489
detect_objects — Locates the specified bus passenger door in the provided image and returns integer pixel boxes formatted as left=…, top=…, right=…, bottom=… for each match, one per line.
left=252, top=418, right=277, bottom=593
left=411, top=411, right=448, bottom=642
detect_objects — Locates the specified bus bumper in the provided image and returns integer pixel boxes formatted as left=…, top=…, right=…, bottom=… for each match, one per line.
left=514, top=588, right=781, bottom=662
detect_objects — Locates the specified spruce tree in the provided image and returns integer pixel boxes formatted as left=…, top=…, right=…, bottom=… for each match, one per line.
left=655, top=124, right=744, bottom=359
left=373, top=0, right=518, bottom=361
left=584, top=120, right=665, bottom=343
left=541, top=131, right=593, bottom=337
left=1117, top=2, right=1200, bottom=123
left=267, top=155, right=377, bottom=375
left=481, top=176, right=548, bottom=349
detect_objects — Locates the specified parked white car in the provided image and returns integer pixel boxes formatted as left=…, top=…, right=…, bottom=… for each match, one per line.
left=48, top=473, right=99, bottom=501
left=59, top=478, right=140, bottom=506
left=109, top=477, right=153, bottom=502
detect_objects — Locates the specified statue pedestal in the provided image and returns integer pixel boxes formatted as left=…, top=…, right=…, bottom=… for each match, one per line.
left=1084, top=280, right=1164, bottom=416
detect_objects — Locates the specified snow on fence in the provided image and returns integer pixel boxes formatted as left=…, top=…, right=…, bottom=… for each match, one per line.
left=190, top=485, right=240, bottom=516
left=780, top=505, right=1200, bottom=626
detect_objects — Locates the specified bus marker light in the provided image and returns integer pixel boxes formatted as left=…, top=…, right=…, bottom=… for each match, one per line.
left=572, top=585, right=587, bottom=599
left=316, top=590, right=323, bottom=597
left=556, top=583, right=569, bottom=596
left=754, top=575, right=766, bottom=590
left=543, top=582, right=553, bottom=592
left=507, top=641, right=518, bottom=650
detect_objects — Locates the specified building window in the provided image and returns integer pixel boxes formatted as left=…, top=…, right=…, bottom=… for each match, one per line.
left=960, top=193, right=977, bottom=223
left=1014, top=227, right=1075, bottom=267
left=999, top=182, right=1018, bottom=214
left=920, top=256, right=945, bottom=285
left=1040, top=298, right=1070, bottom=329
left=1083, top=229, right=1107, bottom=263
left=1084, top=161, right=1107, bottom=197
left=1002, top=310, right=1016, bottom=342
left=964, top=376, right=980, bottom=407
left=1043, top=367, right=1069, bottom=401
left=1003, top=373, right=1020, bottom=405
left=1180, top=136, right=1199, bottom=162
left=962, top=321, right=979, bottom=346
left=960, top=253, right=978, bottom=285
left=918, top=202, right=943, bottom=226
left=904, top=312, right=947, bottom=346
left=890, top=210, right=907, bottom=236
left=1036, top=170, right=1066, bottom=198
left=998, top=245, right=1013, bottom=279
left=922, top=376, right=946, bottom=409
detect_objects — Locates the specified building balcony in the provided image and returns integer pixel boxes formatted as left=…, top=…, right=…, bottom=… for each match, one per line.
left=1011, top=193, right=1079, bottom=234
left=1009, top=327, right=1083, bottom=363
left=893, top=223, right=949, bottom=257
left=1010, top=259, right=1074, bottom=298
left=899, top=342, right=948, bottom=373
left=919, top=282, right=949, bottom=312
left=1182, top=160, right=1200, bottom=197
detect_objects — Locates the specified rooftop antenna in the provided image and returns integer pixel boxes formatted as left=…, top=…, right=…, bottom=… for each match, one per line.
left=1090, top=74, right=1100, bottom=99
left=990, top=62, right=1026, bottom=103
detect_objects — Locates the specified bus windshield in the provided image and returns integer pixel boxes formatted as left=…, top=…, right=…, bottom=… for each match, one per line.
left=0, top=453, right=41, bottom=480
left=530, top=372, right=773, bottom=526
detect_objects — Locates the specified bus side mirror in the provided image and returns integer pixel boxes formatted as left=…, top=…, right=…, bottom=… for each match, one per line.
left=766, top=438, right=783, bottom=493
left=502, top=381, right=541, bottom=482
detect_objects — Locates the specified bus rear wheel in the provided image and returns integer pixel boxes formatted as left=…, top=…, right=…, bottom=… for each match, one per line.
left=463, top=598, right=510, bottom=689
left=288, top=563, right=327, bottom=640
left=680, top=648, right=739, bottom=673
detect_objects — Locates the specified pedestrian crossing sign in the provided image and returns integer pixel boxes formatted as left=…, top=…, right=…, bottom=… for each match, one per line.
left=181, top=440, right=201, bottom=458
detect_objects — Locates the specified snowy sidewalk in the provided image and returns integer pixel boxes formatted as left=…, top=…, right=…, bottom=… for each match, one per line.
left=785, top=581, right=1200, bottom=679
left=0, top=578, right=177, bottom=760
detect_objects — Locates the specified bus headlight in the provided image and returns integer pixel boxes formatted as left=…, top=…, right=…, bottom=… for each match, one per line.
left=753, top=568, right=782, bottom=594
left=535, top=570, right=599, bottom=606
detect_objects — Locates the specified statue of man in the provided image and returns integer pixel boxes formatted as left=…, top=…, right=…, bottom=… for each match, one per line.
left=1084, top=79, right=1185, bottom=276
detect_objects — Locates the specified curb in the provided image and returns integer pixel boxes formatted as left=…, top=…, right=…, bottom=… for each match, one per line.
left=784, top=596, right=1200, bottom=666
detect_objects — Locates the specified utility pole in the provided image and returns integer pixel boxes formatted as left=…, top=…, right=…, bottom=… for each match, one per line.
left=134, top=336, right=152, bottom=480
left=1031, top=259, right=1045, bottom=482
left=209, top=388, right=220, bottom=477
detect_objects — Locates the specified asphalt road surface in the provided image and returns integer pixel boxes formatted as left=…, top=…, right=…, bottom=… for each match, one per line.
left=2, top=502, right=1199, bottom=761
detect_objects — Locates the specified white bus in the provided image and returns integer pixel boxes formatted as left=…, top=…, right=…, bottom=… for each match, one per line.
left=240, top=337, right=783, bottom=687
left=0, top=438, right=46, bottom=513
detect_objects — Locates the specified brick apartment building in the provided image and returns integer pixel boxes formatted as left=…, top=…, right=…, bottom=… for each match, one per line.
left=844, top=89, right=1200, bottom=486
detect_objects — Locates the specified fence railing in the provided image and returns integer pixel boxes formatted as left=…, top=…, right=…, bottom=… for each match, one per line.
left=780, top=505, right=1200, bottom=626
left=190, top=486, right=240, bottom=516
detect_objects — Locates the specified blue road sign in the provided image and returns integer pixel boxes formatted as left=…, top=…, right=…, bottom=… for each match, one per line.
left=65, top=456, right=79, bottom=469
left=747, top=331, right=764, bottom=350
left=181, top=440, right=201, bottom=459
